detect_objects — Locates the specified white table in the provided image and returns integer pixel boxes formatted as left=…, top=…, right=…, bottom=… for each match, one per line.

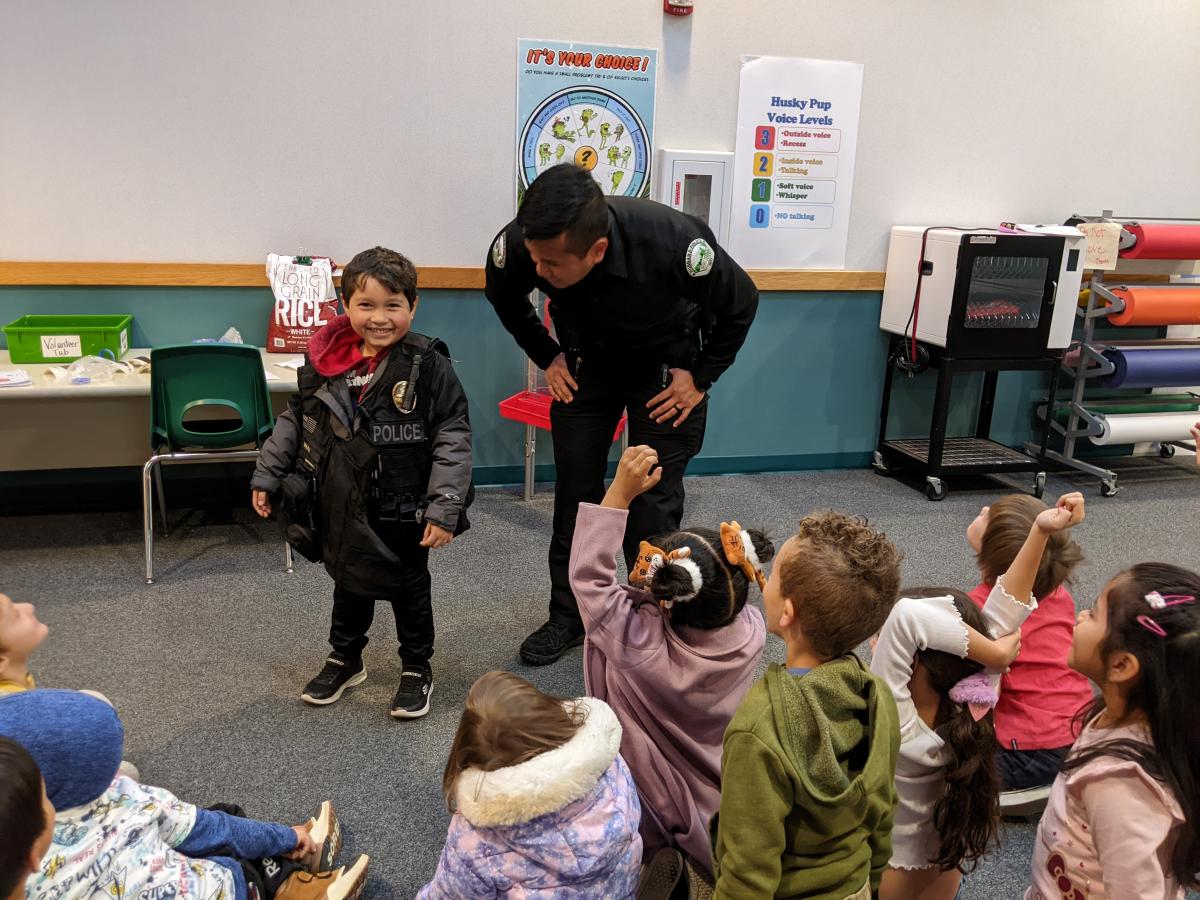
left=0, top=348, right=301, bottom=471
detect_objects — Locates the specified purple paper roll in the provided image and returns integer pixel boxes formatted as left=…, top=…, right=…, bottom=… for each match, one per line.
left=1098, top=347, right=1200, bottom=389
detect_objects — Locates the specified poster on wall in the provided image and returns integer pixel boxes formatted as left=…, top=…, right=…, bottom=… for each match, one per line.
left=516, top=39, right=657, bottom=205
left=729, top=56, right=864, bottom=269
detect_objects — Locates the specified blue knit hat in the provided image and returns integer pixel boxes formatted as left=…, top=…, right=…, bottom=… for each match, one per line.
left=0, top=689, right=124, bottom=811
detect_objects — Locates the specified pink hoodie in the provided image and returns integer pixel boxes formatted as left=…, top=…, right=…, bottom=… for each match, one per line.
left=568, top=503, right=766, bottom=873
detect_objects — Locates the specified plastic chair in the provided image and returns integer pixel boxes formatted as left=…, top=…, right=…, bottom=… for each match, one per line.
left=143, top=343, right=292, bottom=583
left=497, top=295, right=628, bottom=500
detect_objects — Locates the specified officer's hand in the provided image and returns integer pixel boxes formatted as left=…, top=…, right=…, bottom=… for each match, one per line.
left=648, top=369, right=705, bottom=428
left=421, top=522, right=454, bottom=549
left=251, top=489, right=272, bottom=518
left=602, top=445, right=662, bottom=509
left=546, top=353, right=578, bottom=403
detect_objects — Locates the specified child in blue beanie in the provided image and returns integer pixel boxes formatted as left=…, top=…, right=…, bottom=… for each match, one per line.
left=0, top=690, right=368, bottom=900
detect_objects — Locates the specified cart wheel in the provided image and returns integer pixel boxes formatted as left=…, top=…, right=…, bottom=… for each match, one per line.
left=1100, top=479, right=1120, bottom=497
left=925, top=478, right=947, bottom=502
left=1033, top=472, right=1046, bottom=499
left=1159, top=443, right=1176, bottom=459
left=872, top=451, right=891, bottom=476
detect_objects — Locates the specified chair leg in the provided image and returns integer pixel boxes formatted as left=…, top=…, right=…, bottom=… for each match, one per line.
left=284, top=541, right=294, bottom=574
left=143, top=458, right=158, bottom=584
left=154, top=465, right=168, bottom=536
left=523, top=423, right=537, bottom=502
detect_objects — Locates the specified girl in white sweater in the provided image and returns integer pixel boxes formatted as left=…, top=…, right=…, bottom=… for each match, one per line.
left=873, top=493, right=1085, bottom=900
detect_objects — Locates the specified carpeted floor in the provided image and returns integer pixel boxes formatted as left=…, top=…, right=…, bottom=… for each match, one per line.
left=3, top=457, right=1197, bottom=899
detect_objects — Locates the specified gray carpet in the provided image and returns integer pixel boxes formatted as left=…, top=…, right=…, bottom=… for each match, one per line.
left=3, top=457, right=1198, bottom=899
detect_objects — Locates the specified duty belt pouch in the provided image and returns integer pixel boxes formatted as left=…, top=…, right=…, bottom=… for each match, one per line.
left=278, top=472, right=321, bottom=563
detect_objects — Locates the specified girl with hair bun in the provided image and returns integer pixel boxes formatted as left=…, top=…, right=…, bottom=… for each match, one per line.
left=569, top=445, right=773, bottom=891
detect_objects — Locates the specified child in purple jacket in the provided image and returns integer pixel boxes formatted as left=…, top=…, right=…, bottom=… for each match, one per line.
left=417, top=671, right=641, bottom=899
left=569, top=445, right=773, bottom=885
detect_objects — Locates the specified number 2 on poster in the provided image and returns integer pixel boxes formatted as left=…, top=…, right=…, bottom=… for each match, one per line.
left=752, top=152, right=773, bottom=176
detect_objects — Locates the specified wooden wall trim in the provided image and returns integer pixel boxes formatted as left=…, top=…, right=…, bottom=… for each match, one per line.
left=0, top=261, right=884, bottom=292
left=0, top=261, right=1170, bottom=292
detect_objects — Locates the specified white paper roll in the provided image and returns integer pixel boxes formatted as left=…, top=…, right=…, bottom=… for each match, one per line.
left=1091, top=412, right=1200, bottom=445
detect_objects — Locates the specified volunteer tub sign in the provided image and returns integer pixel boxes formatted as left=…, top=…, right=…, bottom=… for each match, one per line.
left=41, top=335, right=82, bottom=358
left=729, top=56, right=864, bottom=269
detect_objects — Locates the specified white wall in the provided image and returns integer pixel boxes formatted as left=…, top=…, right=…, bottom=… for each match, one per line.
left=3, top=0, right=1197, bottom=268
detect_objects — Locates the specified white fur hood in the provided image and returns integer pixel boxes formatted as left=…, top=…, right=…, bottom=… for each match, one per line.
left=454, top=697, right=623, bottom=828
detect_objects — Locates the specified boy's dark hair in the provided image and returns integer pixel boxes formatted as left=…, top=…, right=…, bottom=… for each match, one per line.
left=780, top=511, right=902, bottom=658
left=978, top=494, right=1084, bottom=599
left=901, top=587, right=1001, bottom=872
left=646, top=526, right=775, bottom=630
left=0, top=736, right=47, bottom=897
left=1063, top=562, right=1200, bottom=888
left=340, top=246, right=418, bottom=306
left=517, top=163, right=609, bottom=256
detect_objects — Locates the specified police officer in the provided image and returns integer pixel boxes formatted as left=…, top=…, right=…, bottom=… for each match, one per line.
left=485, top=163, right=759, bottom=665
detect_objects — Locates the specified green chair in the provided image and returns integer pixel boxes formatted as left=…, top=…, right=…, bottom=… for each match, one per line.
left=143, top=343, right=292, bottom=583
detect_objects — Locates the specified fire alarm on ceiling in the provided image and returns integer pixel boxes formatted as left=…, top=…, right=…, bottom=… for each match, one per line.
left=664, top=0, right=694, bottom=16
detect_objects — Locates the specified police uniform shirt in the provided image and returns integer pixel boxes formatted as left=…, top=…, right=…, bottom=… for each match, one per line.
left=485, top=197, right=759, bottom=390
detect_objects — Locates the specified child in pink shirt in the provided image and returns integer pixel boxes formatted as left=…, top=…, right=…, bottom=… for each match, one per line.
left=568, top=445, right=771, bottom=886
left=1026, top=562, right=1199, bottom=898
left=966, top=494, right=1092, bottom=793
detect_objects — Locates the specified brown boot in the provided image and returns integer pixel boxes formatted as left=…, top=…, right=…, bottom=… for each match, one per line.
left=275, top=855, right=368, bottom=900
left=301, top=801, right=343, bottom=873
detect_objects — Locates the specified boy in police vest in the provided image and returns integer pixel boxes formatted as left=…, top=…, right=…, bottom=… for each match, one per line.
left=251, top=246, right=473, bottom=719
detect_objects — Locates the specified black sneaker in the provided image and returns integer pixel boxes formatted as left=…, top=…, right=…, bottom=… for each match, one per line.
left=301, top=657, right=367, bottom=706
left=390, top=662, right=432, bottom=719
left=519, top=620, right=585, bottom=666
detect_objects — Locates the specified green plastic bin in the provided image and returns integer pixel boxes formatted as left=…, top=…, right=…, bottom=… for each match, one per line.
left=2, top=315, right=133, bottom=363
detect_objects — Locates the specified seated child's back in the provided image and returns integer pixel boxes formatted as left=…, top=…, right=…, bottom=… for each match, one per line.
left=712, top=511, right=903, bottom=900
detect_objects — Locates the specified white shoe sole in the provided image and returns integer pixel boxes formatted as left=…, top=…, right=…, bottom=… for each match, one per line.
left=301, top=667, right=367, bottom=706
left=328, top=855, right=369, bottom=900
left=304, top=800, right=342, bottom=873
left=389, top=685, right=432, bottom=719
left=1000, top=784, right=1052, bottom=817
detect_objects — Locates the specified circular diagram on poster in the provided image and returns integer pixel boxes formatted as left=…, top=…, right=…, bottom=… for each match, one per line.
left=519, top=86, right=651, bottom=198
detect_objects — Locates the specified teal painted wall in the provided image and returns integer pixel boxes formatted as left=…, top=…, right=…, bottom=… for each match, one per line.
left=0, top=286, right=1054, bottom=483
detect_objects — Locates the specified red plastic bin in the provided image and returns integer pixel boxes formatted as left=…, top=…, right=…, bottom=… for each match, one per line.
left=499, top=388, right=627, bottom=440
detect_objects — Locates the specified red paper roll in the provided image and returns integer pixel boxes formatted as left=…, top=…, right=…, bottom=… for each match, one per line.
left=1120, top=223, right=1200, bottom=259
left=1107, top=287, right=1200, bottom=326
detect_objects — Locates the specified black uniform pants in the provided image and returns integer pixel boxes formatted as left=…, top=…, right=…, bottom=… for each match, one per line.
left=547, top=356, right=707, bottom=629
left=328, top=521, right=434, bottom=665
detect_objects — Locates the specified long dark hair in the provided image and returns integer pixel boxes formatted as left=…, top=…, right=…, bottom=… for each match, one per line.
left=442, top=671, right=586, bottom=811
left=905, top=587, right=1001, bottom=871
left=1061, top=562, right=1200, bottom=888
left=0, top=736, right=48, bottom=898
left=646, top=526, right=774, bottom=630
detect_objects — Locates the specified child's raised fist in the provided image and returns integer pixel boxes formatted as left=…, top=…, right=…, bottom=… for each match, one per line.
left=602, top=445, right=663, bottom=510
left=1035, top=492, right=1085, bottom=533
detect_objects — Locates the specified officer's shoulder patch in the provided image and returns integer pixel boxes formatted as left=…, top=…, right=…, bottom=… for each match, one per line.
left=685, top=238, right=714, bottom=277
left=491, top=233, right=507, bottom=269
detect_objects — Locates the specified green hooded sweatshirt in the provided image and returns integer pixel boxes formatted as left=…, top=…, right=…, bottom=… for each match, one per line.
left=711, top=656, right=900, bottom=899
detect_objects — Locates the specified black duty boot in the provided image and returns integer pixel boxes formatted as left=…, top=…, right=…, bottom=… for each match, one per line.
left=519, top=620, right=585, bottom=666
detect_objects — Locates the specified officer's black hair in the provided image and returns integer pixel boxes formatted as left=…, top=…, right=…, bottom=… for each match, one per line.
left=340, top=246, right=418, bottom=306
left=517, top=164, right=609, bottom=257
left=0, top=736, right=47, bottom=898
left=647, top=526, right=775, bottom=630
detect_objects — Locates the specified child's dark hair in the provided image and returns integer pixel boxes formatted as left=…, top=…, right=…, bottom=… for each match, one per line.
left=518, top=163, right=609, bottom=256
left=0, top=736, right=47, bottom=897
left=977, top=495, right=1084, bottom=599
left=779, top=511, right=903, bottom=657
left=1062, top=562, right=1200, bottom=888
left=340, top=246, right=417, bottom=306
left=646, top=526, right=774, bottom=630
left=442, top=671, right=587, bottom=811
left=903, top=587, right=1001, bottom=871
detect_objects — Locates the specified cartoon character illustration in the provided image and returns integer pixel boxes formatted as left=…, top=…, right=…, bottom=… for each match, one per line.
left=82, top=794, right=132, bottom=821
left=619, top=146, right=632, bottom=168
left=551, top=118, right=576, bottom=143
left=538, top=143, right=551, bottom=165
left=613, top=123, right=625, bottom=143
left=606, top=145, right=620, bottom=166
left=555, top=144, right=566, bottom=162
left=43, top=855, right=66, bottom=879
left=610, top=170, right=625, bottom=194
left=53, top=822, right=88, bottom=846
left=598, top=122, right=612, bottom=148
left=94, top=867, right=127, bottom=900
left=579, top=108, right=596, bottom=136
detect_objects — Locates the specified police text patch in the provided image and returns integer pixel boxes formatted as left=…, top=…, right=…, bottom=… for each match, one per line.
left=372, top=420, right=426, bottom=445
left=491, top=234, right=507, bottom=269
left=685, top=238, right=714, bottom=277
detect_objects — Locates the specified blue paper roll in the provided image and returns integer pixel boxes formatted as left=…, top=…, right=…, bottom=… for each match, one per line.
left=1099, top=347, right=1200, bottom=389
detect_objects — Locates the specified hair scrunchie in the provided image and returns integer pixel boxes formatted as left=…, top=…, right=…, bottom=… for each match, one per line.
left=719, top=521, right=766, bottom=591
left=630, top=541, right=703, bottom=607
